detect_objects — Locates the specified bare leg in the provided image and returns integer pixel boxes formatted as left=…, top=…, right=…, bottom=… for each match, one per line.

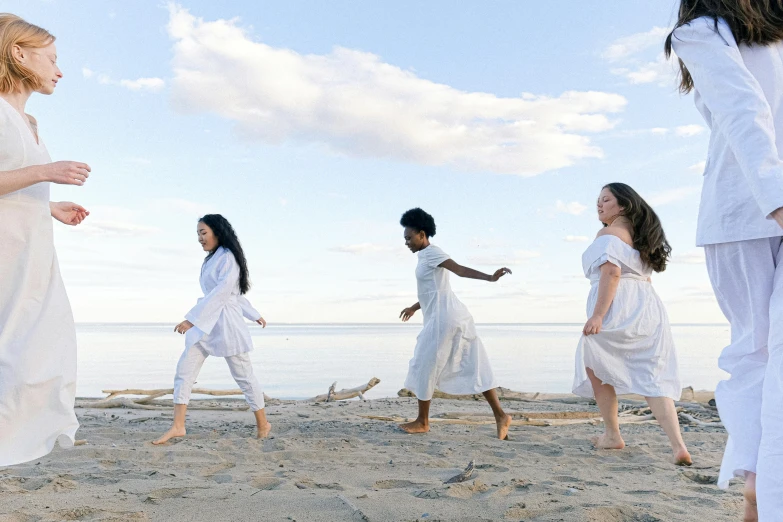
left=645, top=396, right=692, bottom=465
left=153, top=404, right=187, bottom=444
left=254, top=408, right=272, bottom=438
left=744, top=472, right=758, bottom=522
left=483, top=388, right=512, bottom=440
left=399, top=399, right=430, bottom=434
left=587, top=367, right=625, bottom=449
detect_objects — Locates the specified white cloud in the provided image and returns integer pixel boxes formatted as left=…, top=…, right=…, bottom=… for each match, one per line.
left=603, top=27, right=669, bottom=62
left=165, top=5, right=627, bottom=176
left=675, top=124, right=706, bottom=137
left=671, top=249, right=706, bottom=265
left=82, top=67, right=94, bottom=78
left=650, top=127, right=669, bottom=135
left=468, top=250, right=540, bottom=265
left=564, top=235, right=589, bottom=243
left=119, top=77, right=166, bottom=92
left=555, top=200, right=588, bottom=216
left=77, top=220, right=159, bottom=237
left=611, top=54, right=678, bottom=86
left=689, top=160, right=707, bottom=173
left=330, top=243, right=399, bottom=255
left=647, top=185, right=701, bottom=206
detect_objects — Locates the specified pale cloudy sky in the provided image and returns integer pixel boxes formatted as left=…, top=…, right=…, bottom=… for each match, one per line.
left=7, top=0, right=724, bottom=324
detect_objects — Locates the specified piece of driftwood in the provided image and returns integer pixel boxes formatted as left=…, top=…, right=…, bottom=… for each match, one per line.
left=679, top=412, right=723, bottom=428
left=79, top=378, right=381, bottom=410
left=311, top=378, right=381, bottom=403
left=445, top=461, right=475, bottom=484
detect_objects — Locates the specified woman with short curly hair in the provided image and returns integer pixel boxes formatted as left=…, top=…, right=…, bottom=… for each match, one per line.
left=398, top=208, right=513, bottom=439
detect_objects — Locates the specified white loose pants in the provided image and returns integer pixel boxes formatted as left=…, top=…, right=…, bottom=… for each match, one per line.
left=172, top=343, right=265, bottom=411
left=705, top=237, right=783, bottom=520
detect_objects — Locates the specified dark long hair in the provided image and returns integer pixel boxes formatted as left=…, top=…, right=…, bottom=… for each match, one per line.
left=665, top=0, right=783, bottom=93
left=199, top=214, right=251, bottom=294
left=604, top=183, right=672, bottom=273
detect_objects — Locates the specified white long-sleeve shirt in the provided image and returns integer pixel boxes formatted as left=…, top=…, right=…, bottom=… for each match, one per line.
left=672, top=17, right=783, bottom=246
left=184, top=247, right=261, bottom=357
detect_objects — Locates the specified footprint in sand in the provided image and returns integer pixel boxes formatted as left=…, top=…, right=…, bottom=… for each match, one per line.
left=42, top=506, right=149, bottom=521
left=586, top=506, right=663, bottom=522
left=444, top=479, right=489, bottom=499
left=250, top=477, right=285, bottom=490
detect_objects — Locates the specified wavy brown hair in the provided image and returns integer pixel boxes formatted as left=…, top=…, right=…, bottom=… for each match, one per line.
left=604, top=183, right=672, bottom=272
left=665, top=0, right=783, bottom=93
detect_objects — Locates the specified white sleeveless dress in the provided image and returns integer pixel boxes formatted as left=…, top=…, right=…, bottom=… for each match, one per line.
left=404, top=245, right=497, bottom=401
left=572, top=235, right=681, bottom=400
left=0, top=98, right=78, bottom=465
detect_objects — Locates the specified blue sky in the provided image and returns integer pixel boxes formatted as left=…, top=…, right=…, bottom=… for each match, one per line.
left=6, top=0, right=722, bottom=323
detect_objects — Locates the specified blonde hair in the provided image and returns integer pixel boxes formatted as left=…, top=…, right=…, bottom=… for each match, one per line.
left=0, top=13, right=55, bottom=94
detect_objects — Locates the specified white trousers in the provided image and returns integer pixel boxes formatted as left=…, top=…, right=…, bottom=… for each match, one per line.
left=172, top=343, right=265, bottom=411
left=705, top=237, right=783, bottom=520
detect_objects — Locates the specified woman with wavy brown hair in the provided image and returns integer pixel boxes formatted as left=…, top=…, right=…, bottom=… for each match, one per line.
left=666, top=1, right=783, bottom=519
left=573, top=183, right=691, bottom=466
left=0, top=14, right=92, bottom=466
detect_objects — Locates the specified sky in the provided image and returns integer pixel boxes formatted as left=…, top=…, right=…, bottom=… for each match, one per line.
left=5, top=0, right=724, bottom=324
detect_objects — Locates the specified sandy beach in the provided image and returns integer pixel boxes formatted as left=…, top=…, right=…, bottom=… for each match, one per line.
left=0, top=391, right=742, bottom=522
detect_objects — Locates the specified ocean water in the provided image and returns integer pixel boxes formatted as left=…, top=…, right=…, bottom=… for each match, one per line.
left=75, top=323, right=731, bottom=400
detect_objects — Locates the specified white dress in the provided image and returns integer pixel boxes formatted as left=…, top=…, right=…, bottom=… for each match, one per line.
left=0, top=98, right=78, bottom=466
left=404, top=245, right=497, bottom=401
left=572, top=235, right=681, bottom=400
left=184, top=246, right=261, bottom=356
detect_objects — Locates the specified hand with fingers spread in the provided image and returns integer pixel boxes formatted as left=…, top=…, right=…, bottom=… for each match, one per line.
left=583, top=314, right=603, bottom=336
left=490, top=267, right=512, bottom=282
left=50, top=201, right=89, bottom=226
left=42, top=161, right=91, bottom=186
left=400, top=302, right=420, bottom=322
left=174, top=320, right=194, bottom=334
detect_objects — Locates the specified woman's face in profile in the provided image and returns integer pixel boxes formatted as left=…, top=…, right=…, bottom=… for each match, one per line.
left=18, top=42, right=62, bottom=95
left=597, top=187, right=623, bottom=225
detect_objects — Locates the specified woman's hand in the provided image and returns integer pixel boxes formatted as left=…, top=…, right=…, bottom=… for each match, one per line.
left=400, top=307, right=417, bottom=322
left=42, top=161, right=91, bottom=186
left=256, top=317, right=267, bottom=328
left=50, top=201, right=89, bottom=226
left=582, top=315, right=603, bottom=336
left=175, top=320, right=194, bottom=334
left=490, top=267, right=512, bottom=282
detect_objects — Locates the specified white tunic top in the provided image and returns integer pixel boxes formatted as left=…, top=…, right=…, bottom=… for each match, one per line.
left=404, top=245, right=497, bottom=401
left=0, top=97, right=78, bottom=465
left=672, top=17, right=783, bottom=246
left=572, top=235, right=681, bottom=400
left=184, top=247, right=261, bottom=357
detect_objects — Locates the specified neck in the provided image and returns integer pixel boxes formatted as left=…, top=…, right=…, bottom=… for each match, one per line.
left=0, top=89, right=33, bottom=113
left=606, top=214, right=626, bottom=227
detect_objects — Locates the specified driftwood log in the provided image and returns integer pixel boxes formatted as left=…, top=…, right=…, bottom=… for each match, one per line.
left=78, top=378, right=381, bottom=410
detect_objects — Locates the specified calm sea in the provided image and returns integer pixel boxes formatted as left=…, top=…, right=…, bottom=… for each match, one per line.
left=75, top=323, right=730, bottom=400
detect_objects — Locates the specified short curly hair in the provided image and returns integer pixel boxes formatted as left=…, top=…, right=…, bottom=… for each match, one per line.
left=400, top=208, right=436, bottom=238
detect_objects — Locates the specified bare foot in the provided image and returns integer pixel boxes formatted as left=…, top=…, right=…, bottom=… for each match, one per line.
left=496, top=414, right=512, bottom=440
left=673, top=448, right=692, bottom=466
left=257, top=422, right=272, bottom=439
left=744, top=473, right=758, bottom=522
left=591, top=433, right=625, bottom=450
left=399, top=420, right=429, bottom=434
left=152, top=426, right=186, bottom=445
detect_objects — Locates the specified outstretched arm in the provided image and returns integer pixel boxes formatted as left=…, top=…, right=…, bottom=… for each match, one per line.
left=438, top=259, right=511, bottom=282
left=0, top=162, right=91, bottom=197
left=583, top=262, right=621, bottom=335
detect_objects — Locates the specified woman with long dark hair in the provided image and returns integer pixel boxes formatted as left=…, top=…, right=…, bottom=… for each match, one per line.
left=573, top=184, right=691, bottom=465
left=153, top=214, right=269, bottom=444
left=398, top=208, right=513, bottom=439
left=667, top=1, right=783, bottom=518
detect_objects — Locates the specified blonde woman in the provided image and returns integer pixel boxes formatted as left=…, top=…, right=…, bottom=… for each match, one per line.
left=0, top=14, right=92, bottom=466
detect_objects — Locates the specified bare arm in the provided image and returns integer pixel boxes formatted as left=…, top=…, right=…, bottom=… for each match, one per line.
left=0, top=161, right=91, bottom=197
left=400, top=302, right=420, bottom=322
left=583, top=262, right=621, bottom=335
left=439, top=259, right=511, bottom=282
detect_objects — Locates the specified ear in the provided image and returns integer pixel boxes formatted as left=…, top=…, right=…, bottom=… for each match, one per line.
left=11, top=44, right=25, bottom=63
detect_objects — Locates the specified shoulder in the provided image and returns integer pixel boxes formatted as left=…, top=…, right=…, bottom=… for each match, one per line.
left=595, top=227, right=633, bottom=247
left=672, top=16, right=733, bottom=47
